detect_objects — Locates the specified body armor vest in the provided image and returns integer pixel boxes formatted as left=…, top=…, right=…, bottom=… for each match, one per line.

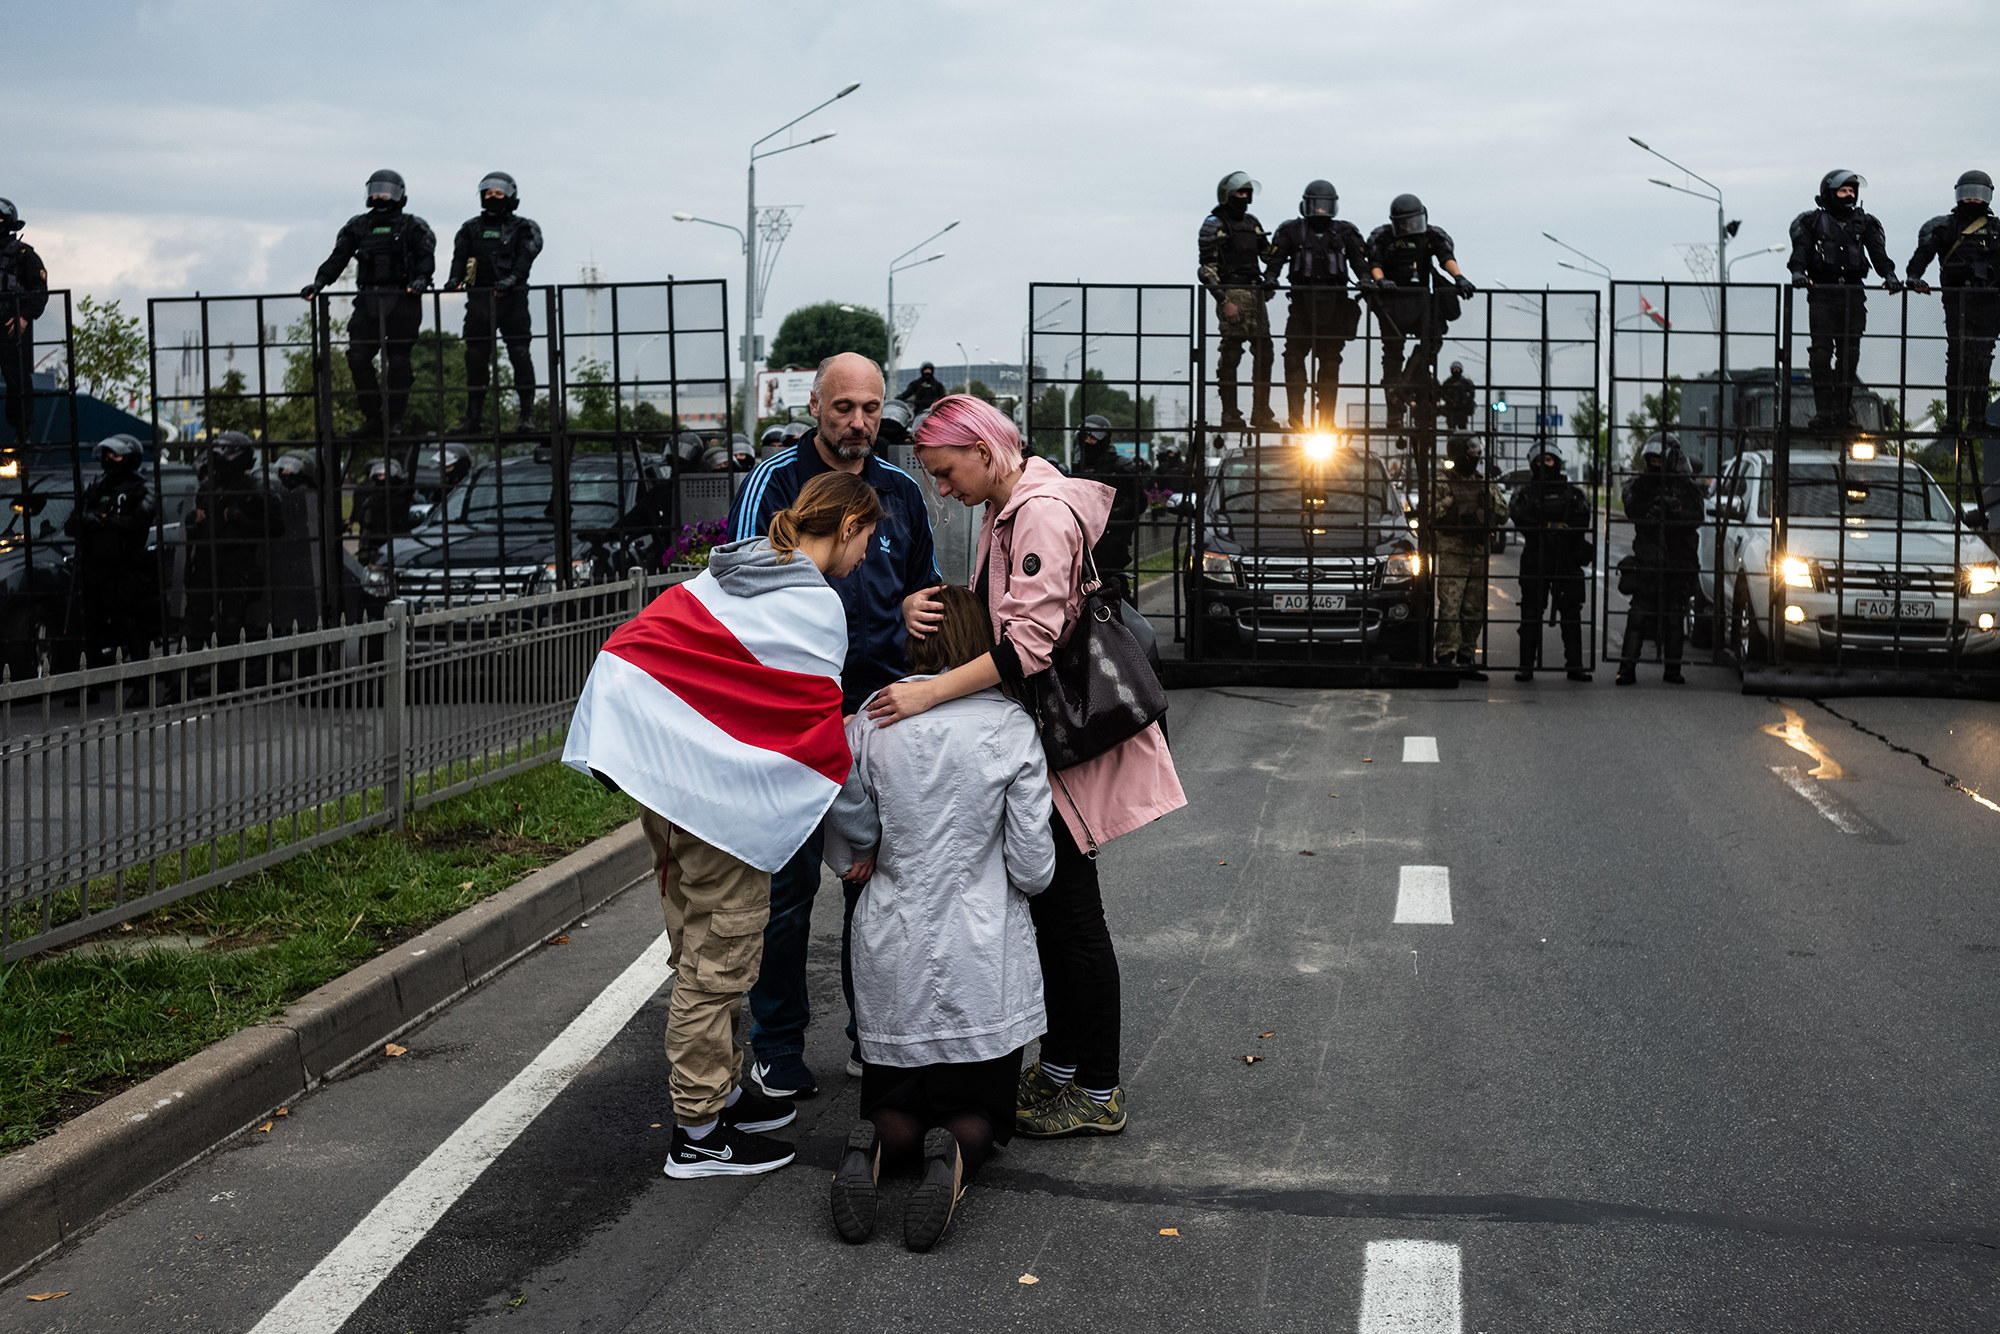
left=354, top=213, right=421, bottom=289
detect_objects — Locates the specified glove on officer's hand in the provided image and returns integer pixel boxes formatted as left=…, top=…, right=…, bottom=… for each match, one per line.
left=1791, top=274, right=1811, bottom=288
left=1909, top=279, right=1932, bottom=295
left=1882, top=276, right=1905, bottom=294
left=1353, top=276, right=1378, bottom=293
left=1454, top=275, right=1477, bottom=298
left=299, top=284, right=321, bottom=302
left=443, top=280, right=464, bottom=293
left=494, top=278, right=517, bottom=293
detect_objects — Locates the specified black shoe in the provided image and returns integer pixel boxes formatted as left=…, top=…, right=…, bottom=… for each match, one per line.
left=1250, top=410, right=1284, bottom=433
left=720, top=1086, right=796, bottom=1134
left=1218, top=411, right=1248, bottom=432
left=1514, top=669, right=1534, bottom=682
left=1614, top=668, right=1636, bottom=686
left=1566, top=669, right=1593, bottom=682
left=830, top=1121, right=880, bottom=1243
left=1459, top=662, right=1489, bottom=682
left=663, top=1122, right=796, bottom=1179
left=904, top=1127, right=963, bottom=1252
left=1663, top=669, right=1687, bottom=685
left=752, top=1054, right=819, bottom=1099
left=447, top=417, right=482, bottom=436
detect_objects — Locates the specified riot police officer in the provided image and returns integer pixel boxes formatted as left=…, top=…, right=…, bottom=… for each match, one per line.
left=0, top=199, right=50, bottom=448
left=1368, top=195, right=1477, bottom=437
left=445, top=172, right=543, bottom=434
left=1426, top=432, right=1505, bottom=679
left=1787, top=170, right=1901, bottom=431
left=1199, top=172, right=1279, bottom=432
left=1265, top=180, right=1371, bottom=432
left=896, top=362, right=946, bottom=413
left=1906, top=171, right=2000, bottom=449
left=1074, top=414, right=1146, bottom=600
left=1440, top=361, right=1477, bottom=432
left=1616, top=435, right=1705, bottom=685
left=351, top=457, right=416, bottom=564
left=269, top=450, right=324, bottom=636
left=758, top=423, right=788, bottom=457
left=302, top=170, right=437, bottom=441
left=64, top=434, right=158, bottom=668
left=1507, top=445, right=1593, bottom=682
left=877, top=399, right=916, bottom=448
left=184, top=432, right=283, bottom=664
left=412, top=441, right=471, bottom=509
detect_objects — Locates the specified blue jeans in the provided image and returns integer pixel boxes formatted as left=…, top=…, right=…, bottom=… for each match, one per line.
left=747, top=826, right=861, bottom=1063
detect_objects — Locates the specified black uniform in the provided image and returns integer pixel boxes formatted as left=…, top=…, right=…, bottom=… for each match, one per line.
left=0, top=231, right=50, bottom=445
left=64, top=467, right=159, bottom=665
left=1508, top=459, right=1592, bottom=673
left=1617, top=461, right=1704, bottom=676
left=184, top=464, right=284, bottom=654
left=1199, top=201, right=1275, bottom=428
left=448, top=210, right=543, bottom=429
left=1367, top=224, right=1462, bottom=430
left=1265, top=217, right=1369, bottom=430
left=1075, top=440, right=1147, bottom=599
left=351, top=471, right=416, bottom=565
left=312, top=204, right=437, bottom=436
left=1907, top=206, right=2000, bottom=441
left=1787, top=205, right=1897, bottom=428
left=896, top=370, right=946, bottom=412
left=1440, top=368, right=1477, bottom=431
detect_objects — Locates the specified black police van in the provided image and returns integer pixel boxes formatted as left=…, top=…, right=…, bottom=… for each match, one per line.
left=1186, top=434, right=1426, bottom=658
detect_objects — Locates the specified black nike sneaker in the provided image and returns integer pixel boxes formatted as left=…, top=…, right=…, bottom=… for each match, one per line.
left=720, top=1086, right=796, bottom=1134
left=662, top=1123, right=796, bottom=1179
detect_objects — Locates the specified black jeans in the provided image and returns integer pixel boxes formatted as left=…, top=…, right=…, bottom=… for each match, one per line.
left=462, top=286, right=537, bottom=424
left=1519, top=570, right=1585, bottom=670
left=1806, top=286, right=1868, bottom=426
left=1942, top=288, right=2000, bottom=438
left=346, top=292, right=423, bottom=432
left=1029, top=815, right=1122, bottom=1089
left=1282, top=289, right=1359, bottom=428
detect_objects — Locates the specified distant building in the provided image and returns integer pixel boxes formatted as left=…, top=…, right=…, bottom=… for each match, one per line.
left=896, top=362, right=1034, bottom=400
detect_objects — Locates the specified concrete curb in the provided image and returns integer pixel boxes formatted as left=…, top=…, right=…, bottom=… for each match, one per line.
left=0, top=818, right=653, bottom=1285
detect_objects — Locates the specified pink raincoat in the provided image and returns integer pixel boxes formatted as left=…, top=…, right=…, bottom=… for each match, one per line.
left=976, top=457, right=1186, bottom=850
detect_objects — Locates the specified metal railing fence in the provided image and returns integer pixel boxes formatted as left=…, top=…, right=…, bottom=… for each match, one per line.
left=0, top=569, right=689, bottom=960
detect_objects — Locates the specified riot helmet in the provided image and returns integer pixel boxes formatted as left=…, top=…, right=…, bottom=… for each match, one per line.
left=208, top=431, right=256, bottom=476
left=700, top=444, right=732, bottom=472
left=1216, top=171, right=1260, bottom=207
left=275, top=450, right=318, bottom=490
left=1529, top=447, right=1565, bottom=480
left=95, top=434, right=145, bottom=473
left=364, top=456, right=405, bottom=484
left=1817, top=170, right=1864, bottom=215
left=759, top=424, right=786, bottom=450
left=1639, top=433, right=1679, bottom=469
left=1956, top=170, right=1994, bottom=209
left=674, top=431, right=706, bottom=465
left=365, top=169, right=407, bottom=209
left=920, top=361, right=935, bottom=374
left=1444, top=432, right=1479, bottom=471
left=1390, top=194, right=1429, bottom=236
left=782, top=421, right=812, bottom=441
left=1449, top=361, right=1464, bottom=375
left=0, top=198, right=20, bottom=232
left=478, top=171, right=519, bottom=214
left=1299, top=179, right=1339, bottom=220
left=878, top=399, right=915, bottom=445
left=1077, top=413, right=1113, bottom=454
left=416, top=442, right=470, bottom=490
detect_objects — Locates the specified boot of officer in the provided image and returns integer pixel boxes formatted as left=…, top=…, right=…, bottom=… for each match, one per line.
left=63, top=434, right=159, bottom=679
left=1906, top=170, right=2000, bottom=445
left=1368, top=195, right=1476, bottom=439
left=0, top=199, right=50, bottom=447
left=1787, top=170, right=1902, bottom=432
left=303, top=170, right=437, bottom=442
left=1507, top=444, right=1592, bottom=682
left=447, top=172, right=544, bottom=434
left=1199, top=172, right=1279, bottom=432
left=1268, top=179, right=1371, bottom=432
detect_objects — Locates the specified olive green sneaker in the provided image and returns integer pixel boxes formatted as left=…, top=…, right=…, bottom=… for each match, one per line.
left=1016, top=1061, right=1064, bottom=1116
left=1014, top=1083, right=1127, bottom=1138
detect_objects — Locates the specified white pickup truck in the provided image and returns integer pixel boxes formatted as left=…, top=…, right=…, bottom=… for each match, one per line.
left=1697, top=446, right=2000, bottom=661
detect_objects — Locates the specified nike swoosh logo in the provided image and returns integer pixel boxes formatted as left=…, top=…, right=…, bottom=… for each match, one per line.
left=680, top=1143, right=733, bottom=1161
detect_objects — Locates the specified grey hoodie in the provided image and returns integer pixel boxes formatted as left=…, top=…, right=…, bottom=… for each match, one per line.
left=705, top=535, right=829, bottom=598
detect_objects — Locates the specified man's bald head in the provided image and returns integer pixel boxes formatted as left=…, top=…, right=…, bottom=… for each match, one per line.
left=810, top=353, right=886, bottom=466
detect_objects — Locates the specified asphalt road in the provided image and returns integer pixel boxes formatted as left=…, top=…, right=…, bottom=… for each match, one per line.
left=5, top=675, right=1996, bottom=1332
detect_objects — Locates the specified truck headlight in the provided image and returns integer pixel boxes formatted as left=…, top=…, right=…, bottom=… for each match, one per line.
left=1199, top=550, right=1237, bottom=585
left=542, top=557, right=594, bottom=585
left=1777, top=555, right=1818, bottom=590
left=363, top=565, right=390, bottom=595
left=1965, top=564, right=2000, bottom=596
left=1383, top=551, right=1422, bottom=581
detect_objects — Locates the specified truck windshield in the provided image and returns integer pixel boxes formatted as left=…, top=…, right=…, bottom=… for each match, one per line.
left=1218, top=452, right=1399, bottom=519
left=1759, top=462, right=1949, bottom=521
left=440, top=464, right=634, bottom=530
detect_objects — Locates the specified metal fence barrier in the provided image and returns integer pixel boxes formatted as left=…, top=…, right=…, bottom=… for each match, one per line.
left=0, top=569, right=689, bottom=960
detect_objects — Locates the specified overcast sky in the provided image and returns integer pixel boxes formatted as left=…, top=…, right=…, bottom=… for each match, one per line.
left=13, top=0, right=1997, bottom=379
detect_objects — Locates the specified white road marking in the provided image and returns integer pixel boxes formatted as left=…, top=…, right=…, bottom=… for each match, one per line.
left=1769, top=765, right=1867, bottom=835
left=1395, top=866, right=1453, bottom=924
left=248, top=931, right=676, bottom=1334
left=1359, top=1238, right=1463, bottom=1333
left=1403, top=736, right=1439, bottom=763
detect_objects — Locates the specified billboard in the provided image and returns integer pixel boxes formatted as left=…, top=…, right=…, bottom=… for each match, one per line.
left=756, top=369, right=816, bottom=420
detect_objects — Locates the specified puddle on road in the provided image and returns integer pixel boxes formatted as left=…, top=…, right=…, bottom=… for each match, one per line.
left=1761, top=705, right=1846, bottom=780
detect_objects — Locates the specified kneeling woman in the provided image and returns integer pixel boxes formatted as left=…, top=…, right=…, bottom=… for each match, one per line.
left=827, top=586, right=1056, bottom=1251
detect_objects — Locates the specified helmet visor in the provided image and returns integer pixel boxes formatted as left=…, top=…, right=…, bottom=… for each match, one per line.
left=1959, top=181, right=1995, bottom=206
left=478, top=175, right=515, bottom=197
left=366, top=178, right=405, bottom=203
left=1394, top=209, right=1428, bottom=236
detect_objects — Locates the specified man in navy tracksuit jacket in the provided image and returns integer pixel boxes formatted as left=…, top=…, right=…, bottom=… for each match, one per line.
left=726, top=354, right=939, bottom=1097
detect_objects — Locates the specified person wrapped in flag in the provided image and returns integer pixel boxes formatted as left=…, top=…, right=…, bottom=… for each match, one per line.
left=564, top=471, right=887, bottom=1179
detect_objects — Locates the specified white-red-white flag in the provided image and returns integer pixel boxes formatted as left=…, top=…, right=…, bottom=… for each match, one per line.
left=563, top=571, right=849, bottom=872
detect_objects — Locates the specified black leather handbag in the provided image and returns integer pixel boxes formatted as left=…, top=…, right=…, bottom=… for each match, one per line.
left=1023, top=514, right=1170, bottom=771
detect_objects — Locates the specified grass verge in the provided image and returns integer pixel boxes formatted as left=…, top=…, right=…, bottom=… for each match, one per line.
left=0, top=761, right=638, bottom=1152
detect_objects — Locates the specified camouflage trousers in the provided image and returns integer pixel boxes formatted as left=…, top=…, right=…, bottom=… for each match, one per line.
left=1432, top=547, right=1488, bottom=661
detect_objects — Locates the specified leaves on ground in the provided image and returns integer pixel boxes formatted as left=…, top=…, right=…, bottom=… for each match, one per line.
left=1159, top=1227, right=1180, bottom=1236
left=1298, top=850, right=1315, bottom=856
left=257, top=1120, right=274, bottom=1133
left=1018, top=1274, right=1040, bottom=1285
left=547, top=935, right=571, bottom=946
left=1362, top=757, right=1373, bottom=762
left=1259, top=1032, right=1276, bottom=1039
left=384, top=1043, right=408, bottom=1057
left=1243, top=1054, right=1263, bottom=1065
left=26, top=1292, right=71, bottom=1300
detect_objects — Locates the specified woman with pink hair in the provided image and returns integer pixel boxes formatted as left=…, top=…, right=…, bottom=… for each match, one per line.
left=866, top=394, right=1185, bottom=1139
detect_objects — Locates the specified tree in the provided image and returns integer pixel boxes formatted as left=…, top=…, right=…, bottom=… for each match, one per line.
left=949, top=379, right=998, bottom=404
left=766, top=302, right=888, bottom=369
left=71, top=295, right=147, bottom=407
left=1571, top=390, right=1612, bottom=475
left=1069, top=369, right=1157, bottom=443
left=1624, top=376, right=1683, bottom=458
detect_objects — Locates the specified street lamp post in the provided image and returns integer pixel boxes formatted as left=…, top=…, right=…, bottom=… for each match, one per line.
left=887, top=220, right=957, bottom=398
left=1020, top=298, right=1072, bottom=417
left=955, top=341, right=976, bottom=398
left=735, top=83, right=859, bottom=434
left=1630, top=137, right=1737, bottom=283
left=1724, top=243, right=1787, bottom=279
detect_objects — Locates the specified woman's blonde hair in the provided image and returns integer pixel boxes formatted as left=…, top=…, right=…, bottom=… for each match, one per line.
left=905, top=585, right=994, bottom=675
left=767, top=470, right=887, bottom=563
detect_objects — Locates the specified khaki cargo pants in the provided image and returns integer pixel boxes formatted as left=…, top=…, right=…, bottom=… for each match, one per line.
left=640, top=808, right=772, bottom=1126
